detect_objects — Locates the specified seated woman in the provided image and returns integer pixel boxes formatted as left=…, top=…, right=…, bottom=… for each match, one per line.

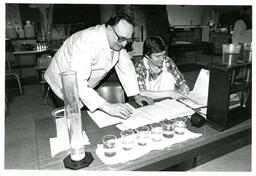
left=134, top=35, right=190, bottom=99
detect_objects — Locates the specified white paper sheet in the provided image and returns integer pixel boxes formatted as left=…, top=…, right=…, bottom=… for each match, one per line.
left=198, top=107, right=207, bottom=118
left=178, top=97, right=204, bottom=109
left=87, top=103, right=134, bottom=128
left=179, top=69, right=210, bottom=106
left=49, top=118, right=90, bottom=157
left=192, top=69, right=210, bottom=97
left=87, top=110, right=125, bottom=128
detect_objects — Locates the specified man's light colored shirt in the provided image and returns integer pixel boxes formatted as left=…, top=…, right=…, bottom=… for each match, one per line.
left=44, top=24, right=139, bottom=112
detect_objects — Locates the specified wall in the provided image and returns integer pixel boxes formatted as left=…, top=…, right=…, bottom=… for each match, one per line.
left=166, top=5, right=206, bottom=26
left=100, top=5, right=116, bottom=24
left=100, top=5, right=147, bottom=42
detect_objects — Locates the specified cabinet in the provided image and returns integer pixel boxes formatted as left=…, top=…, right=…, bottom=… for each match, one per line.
left=206, top=63, right=251, bottom=131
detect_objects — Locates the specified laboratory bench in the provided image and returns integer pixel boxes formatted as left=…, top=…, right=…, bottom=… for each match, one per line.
left=35, top=107, right=251, bottom=170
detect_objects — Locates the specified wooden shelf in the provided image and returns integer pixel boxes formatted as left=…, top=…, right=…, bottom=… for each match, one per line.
left=230, top=81, right=251, bottom=94
left=207, top=63, right=251, bottom=131
left=209, top=62, right=251, bottom=71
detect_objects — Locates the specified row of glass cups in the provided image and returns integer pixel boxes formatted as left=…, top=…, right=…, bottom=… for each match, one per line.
left=102, top=116, right=188, bottom=157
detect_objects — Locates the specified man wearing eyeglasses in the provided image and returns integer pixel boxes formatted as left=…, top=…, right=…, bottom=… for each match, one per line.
left=44, top=14, right=154, bottom=119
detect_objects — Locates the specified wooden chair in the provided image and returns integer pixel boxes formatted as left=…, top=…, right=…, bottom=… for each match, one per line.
left=96, top=81, right=125, bottom=103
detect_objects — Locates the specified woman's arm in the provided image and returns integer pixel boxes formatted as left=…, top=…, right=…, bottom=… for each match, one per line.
left=165, top=57, right=190, bottom=93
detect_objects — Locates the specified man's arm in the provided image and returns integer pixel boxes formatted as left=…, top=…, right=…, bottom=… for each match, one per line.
left=115, top=51, right=154, bottom=106
left=70, top=35, right=134, bottom=119
left=70, top=37, right=107, bottom=112
left=115, top=50, right=140, bottom=96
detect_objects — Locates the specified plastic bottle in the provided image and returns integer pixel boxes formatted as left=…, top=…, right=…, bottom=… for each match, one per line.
left=24, top=20, right=35, bottom=38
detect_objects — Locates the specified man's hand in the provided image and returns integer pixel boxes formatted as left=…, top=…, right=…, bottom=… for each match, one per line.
left=99, top=101, right=133, bottom=119
left=134, top=94, right=154, bottom=107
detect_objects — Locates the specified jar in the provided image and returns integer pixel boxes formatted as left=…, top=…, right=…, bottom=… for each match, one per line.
left=6, top=22, right=17, bottom=39
left=24, top=20, right=35, bottom=38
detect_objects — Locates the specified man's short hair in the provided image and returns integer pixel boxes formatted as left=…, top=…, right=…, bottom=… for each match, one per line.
left=105, top=13, right=135, bottom=27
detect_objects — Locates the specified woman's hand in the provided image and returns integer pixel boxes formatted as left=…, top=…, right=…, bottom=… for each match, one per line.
left=134, top=94, right=155, bottom=106
left=183, top=85, right=190, bottom=94
left=180, top=84, right=190, bottom=94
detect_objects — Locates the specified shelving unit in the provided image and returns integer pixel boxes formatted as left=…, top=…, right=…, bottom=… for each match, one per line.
left=206, top=62, right=251, bottom=131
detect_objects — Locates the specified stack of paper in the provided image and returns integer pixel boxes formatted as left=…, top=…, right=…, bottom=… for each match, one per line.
left=229, top=93, right=241, bottom=110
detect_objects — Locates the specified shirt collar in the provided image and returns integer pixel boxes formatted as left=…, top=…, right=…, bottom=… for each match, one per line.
left=99, top=24, right=118, bottom=60
left=99, top=25, right=111, bottom=52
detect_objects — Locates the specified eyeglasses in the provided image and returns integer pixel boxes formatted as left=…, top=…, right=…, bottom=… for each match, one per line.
left=110, top=26, right=134, bottom=43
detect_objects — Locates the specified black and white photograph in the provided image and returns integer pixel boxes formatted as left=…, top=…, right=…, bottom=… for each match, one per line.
left=2, top=0, right=254, bottom=175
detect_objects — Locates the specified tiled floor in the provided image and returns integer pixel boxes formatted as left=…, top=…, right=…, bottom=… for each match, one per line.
left=4, top=53, right=251, bottom=170
left=5, top=84, right=55, bottom=169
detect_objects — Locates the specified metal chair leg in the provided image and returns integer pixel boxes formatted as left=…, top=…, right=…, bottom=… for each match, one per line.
left=44, top=86, right=50, bottom=105
left=13, top=73, right=22, bottom=95
left=17, top=77, right=22, bottom=95
left=41, top=83, right=45, bottom=97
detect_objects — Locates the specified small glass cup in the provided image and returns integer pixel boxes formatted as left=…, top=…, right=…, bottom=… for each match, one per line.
left=150, top=123, right=163, bottom=142
left=174, top=116, right=188, bottom=135
left=136, top=126, right=150, bottom=146
left=120, top=129, right=135, bottom=151
left=102, top=134, right=117, bottom=157
left=162, top=119, right=175, bottom=138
